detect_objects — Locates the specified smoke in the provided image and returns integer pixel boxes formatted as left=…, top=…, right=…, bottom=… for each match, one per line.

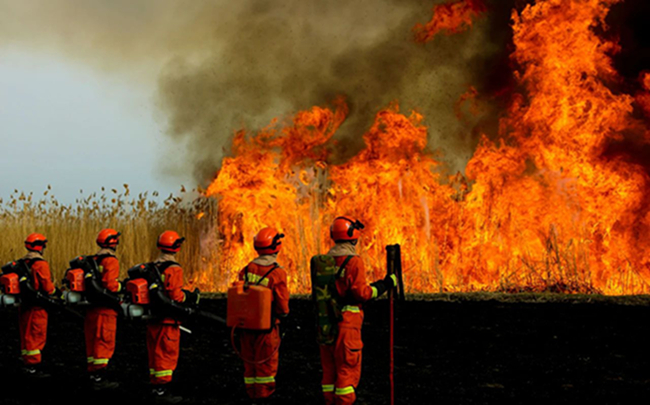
left=0, top=0, right=515, bottom=184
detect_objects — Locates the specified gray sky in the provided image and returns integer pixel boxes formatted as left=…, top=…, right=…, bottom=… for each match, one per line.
left=0, top=48, right=189, bottom=204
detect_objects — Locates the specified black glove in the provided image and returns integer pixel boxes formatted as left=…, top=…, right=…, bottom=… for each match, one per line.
left=370, top=274, right=398, bottom=298
left=183, top=288, right=200, bottom=307
left=50, top=287, right=64, bottom=300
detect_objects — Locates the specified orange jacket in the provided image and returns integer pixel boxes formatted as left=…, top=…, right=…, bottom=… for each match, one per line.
left=330, top=253, right=376, bottom=329
left=22, top=252, right=55, bottom=295
left=238, top=258, right=290, bottom=319
left=153, top=253, right=186, bottom=325
left=95, top=249, right=120, bottom=293
left=154, top=253, right=185, bottom=303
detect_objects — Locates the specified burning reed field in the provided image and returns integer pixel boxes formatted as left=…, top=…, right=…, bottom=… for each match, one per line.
left=3, top=0, right=650, bottom=403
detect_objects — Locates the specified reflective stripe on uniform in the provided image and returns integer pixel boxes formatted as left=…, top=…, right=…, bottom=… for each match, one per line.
left=341, top=305, right=360, bottom=313
left=335, top=386, right=355, bottom=395
left=371, top=286, right=378, bottom=298
left=322, top=384, right=335, bottom=392
left=246, top=273, right=270, bottom=287
left=21, top=349, right=40, bottom=356
left=87, top=357, right=95, bottom=363
left=150, top=369, right=173, bottom=378
left=389, top=274, right=398, bottom=285
left=255, top=376, right=275, bottom=384
left=244, top=377, right=256, bottom=385
left=93, top=358, right=109, bottom=365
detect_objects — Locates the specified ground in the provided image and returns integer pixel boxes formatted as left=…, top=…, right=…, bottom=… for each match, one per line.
left=1, top=295, right=650, bottom=404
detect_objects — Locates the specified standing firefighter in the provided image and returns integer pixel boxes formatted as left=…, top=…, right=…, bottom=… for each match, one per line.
left=235, top=227, right=290, bottom=400
left=311, top=216, right=396, bottom=405
left=85, top=228, right=122, bottom=389
left=146, top=230, right=196, bottom=404
left=18, top=233, right=57, bottom=377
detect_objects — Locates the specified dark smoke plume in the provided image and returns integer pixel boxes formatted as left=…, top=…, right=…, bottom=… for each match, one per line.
left=0, top=0, right=515, bottom=184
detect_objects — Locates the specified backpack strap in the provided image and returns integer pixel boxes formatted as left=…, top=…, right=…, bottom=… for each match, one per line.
left=257, top=264, right=279, bottom=286
left=152, top=261, right=179, bottom=284
left=245, top=263, right=279, bottom=286
left=23, top=257, right=43, bottom=268
left=336, top=256, right=354, bottom=278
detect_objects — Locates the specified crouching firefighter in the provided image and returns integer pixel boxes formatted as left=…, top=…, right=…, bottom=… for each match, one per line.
left=310, top=217, right=397, bottom=405
left=228, top=227, right=290, bottom=400
left=62, top=229, right=123, bottom=389
left=125, top=231, right=199, bottom=404
left=1, top=233, right=60, bottom=377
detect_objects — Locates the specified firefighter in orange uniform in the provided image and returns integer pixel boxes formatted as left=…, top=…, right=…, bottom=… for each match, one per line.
left=237, top=227, right=290, bottom=400
left=148, top=230, right=193, bottom=404
left=19, top=233, right=57, bottom=377
left=85, top=228, right=122, bottom=389
left=317, top=217, right=396, bottom=405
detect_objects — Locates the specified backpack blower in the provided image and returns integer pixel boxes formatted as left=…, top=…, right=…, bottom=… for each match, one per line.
left=62, top=255, right=122, bottom=309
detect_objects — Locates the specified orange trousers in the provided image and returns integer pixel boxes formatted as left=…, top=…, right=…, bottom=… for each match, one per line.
left=85, top=307, right=117, bottom=372
left=240, top=326, right=280, bottom=399
left=319, top=326, right=363, bottom=405
left=147, top=323, right=180, bottom=385
left=19, top=306, right=48, bottom=365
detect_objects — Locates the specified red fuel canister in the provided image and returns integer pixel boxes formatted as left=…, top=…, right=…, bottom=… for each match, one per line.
left=126, top=279, right=150, bottom=304
left=66, top=269, right=86, bottom=292
left=227, top=281, right=272, bottom=330
left=0, top=273, right=20, bottom=295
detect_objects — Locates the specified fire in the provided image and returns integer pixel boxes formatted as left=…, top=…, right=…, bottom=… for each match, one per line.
left=202, top=0, right=650, bottom=295
left=413, top=0, right=487, bottom=43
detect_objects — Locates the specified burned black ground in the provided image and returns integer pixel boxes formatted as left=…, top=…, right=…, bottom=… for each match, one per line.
left=1, top=296, right=650, bottom=404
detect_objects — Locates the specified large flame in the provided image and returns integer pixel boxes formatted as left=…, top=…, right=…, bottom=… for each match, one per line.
left=204, top=0, right=650, bottom=295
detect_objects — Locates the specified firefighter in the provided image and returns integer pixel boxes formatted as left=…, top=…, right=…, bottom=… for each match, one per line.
left=85, top=228, right=122, bottom=390
left=19, top=233, right=58, bottom=377
left=236, top=227, right=290, bottom=400
left=147, top=230, right=195, bottom=404
left=313, top=216, right=396, bottom=405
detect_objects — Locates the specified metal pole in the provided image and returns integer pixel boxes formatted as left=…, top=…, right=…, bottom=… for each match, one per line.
left=386, top=244, right=399, bottom=405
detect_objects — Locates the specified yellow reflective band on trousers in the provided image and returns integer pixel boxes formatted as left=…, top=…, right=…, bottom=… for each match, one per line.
left=87, top=357, right=94, bottom=363
left=255, top=376, right=275, bottom=384
left=322, top=384, right=335, bottom=392
left=341, top=305, right=360, bottom=313
left=244, top=377, right=256, bottom=385
left=93, top=358, right=109, bottom=365
left=150, top=369, right=173, bottom=378
left=21, top=349, right=40, bottom=356
left=371, top=287, right=378, bottom=298
left=335, top=386, right=355, bottom=395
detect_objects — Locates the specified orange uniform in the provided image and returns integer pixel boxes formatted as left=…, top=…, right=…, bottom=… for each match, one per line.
left=85, top=249, right=121, bottom=372
left=237, top=255, right=290, bottom=399
left=147, top=253, right=186, bottom=385
left=319, top=244, right=377, bottom=405
left=19, top=251, right=55, bottom=365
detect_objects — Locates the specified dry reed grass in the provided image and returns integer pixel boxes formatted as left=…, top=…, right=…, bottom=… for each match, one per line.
left=0, top=185, right=220, bottom=291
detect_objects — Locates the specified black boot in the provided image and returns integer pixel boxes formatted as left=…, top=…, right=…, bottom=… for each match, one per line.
left=89, top=369, right=119, bottom=390
left=151, top=385, right=183, bottom=404
left=21, top=364, right=51, bottom=379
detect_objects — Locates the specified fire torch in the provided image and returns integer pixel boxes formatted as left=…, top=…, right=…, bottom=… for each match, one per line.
left=386, top=244, right=405, bottom=405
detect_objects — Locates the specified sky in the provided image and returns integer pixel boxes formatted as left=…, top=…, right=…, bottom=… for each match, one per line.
left=0, top=48, right=190, bottom=204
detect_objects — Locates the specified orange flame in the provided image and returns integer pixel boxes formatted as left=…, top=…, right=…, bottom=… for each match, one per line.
left=203, top=0, right=650, bottom=295
left=413, top=0, right=488, bottom=43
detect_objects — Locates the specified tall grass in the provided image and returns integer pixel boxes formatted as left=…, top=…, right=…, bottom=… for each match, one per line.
left=0, top=185, right=220, bottom=291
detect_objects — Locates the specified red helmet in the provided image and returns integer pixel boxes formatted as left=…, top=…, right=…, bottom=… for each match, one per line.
left=97, top=228, right=121, bottom=249
left=330, top=216, right=365, bottom=242
left=157, top=230, right=185, bottom=253
left=25, top=233, right=48, bottom=253
left=254, top=227, right=285, bottom=255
